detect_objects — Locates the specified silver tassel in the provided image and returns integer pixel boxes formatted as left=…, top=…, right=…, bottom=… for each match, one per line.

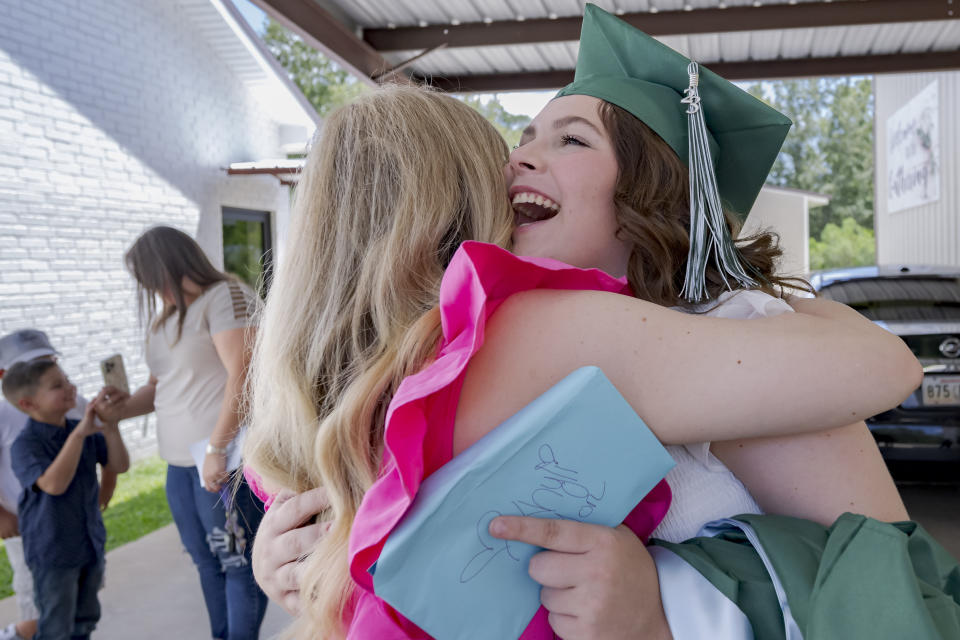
left=680, top=62, right=756, bottom=303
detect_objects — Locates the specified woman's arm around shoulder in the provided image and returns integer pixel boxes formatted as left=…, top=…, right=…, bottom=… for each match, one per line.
left=455, top=288, right=921, bottom=453
left=705, top=291, right=909, bottom=524
left=712, top=421, right=908, bottom=525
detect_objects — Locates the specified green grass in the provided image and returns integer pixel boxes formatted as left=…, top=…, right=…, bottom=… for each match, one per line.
left=102, top=457, right=172, bottom=552
left=0, top=547, right=11, bottom=599
left=0, top=456, right=171, bottom=599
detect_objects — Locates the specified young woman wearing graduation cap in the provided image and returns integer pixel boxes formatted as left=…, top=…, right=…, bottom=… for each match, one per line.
left=498, top=1, right=908, bottom=553
left=489, top=8, right=957, bottom=638
left=241, top=7, right=936, bottom=639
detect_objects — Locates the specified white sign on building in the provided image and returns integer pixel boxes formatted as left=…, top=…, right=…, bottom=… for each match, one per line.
left=886, top=80, right=940, bottom=213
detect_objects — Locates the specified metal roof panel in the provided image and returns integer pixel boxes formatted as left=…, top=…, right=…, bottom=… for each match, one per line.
left=507, top=43, right=556, bottom=71
left=717, top=31, right=752, bottom=62
left=869, top=23, right=914, bottom=55
left=436, top=0, right=487, bottom=23
left=779, top=27, right=816, bottom=58
left=471, top=44, right=523, bottom=71
left=749, top=29, right=784, bottom=60
left=838, top=24, right=878, bottom=57
left=280, top=0, right=960, bottom=89
left=809, top=24, right=847, bottom=57
left=534, top=41, right=578, bottom=68
left=656, top=33, right=691, bottom=58
left=933, top=21, right=960, bottom=49
left=902, top=21, right=947, bottom=53
left=337, top=0, right=391, bottom=26
left=447, top=46, right=494, bottom=73
left=687, top=32, right=720, bottom=61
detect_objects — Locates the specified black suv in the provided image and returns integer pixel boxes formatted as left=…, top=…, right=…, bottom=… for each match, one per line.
left=811, top=265, right=960, bottom=482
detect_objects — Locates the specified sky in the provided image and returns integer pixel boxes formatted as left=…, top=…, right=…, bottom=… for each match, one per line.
left=232, top=0, right=267, bottom=34
left=496, top=91, right=555, bottom=119
left=229, top=0, right=555, bottom=119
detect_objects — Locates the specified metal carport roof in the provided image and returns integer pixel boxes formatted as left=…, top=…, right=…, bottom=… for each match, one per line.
left=247, top=0, right=960, bottom=91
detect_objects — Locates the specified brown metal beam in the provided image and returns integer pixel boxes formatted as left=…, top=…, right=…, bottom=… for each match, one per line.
left=418, top=50, right=960, bottom=92
left=719, top=50, right=960, bottom=80
left=372, top=44, right=447, bottom=82
left=249, top=0, right=397, bottom=84
left=417, top=71, right=572, bottom=93
left=366, top=0, right=957, bottom=52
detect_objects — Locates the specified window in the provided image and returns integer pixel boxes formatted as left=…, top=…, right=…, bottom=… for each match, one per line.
left=222, top=207, right=273, bottom=296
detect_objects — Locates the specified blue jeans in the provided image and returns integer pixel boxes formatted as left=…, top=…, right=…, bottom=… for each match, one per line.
left=32, top=558, right=104, bottom=640
left=166, top=464, right=268, bottom=640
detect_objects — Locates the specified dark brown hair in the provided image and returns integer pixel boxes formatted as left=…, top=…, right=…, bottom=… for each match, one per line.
left=598, top=101, right=812, bottom=308
left=1, top=359, right=59, bottom=405
left=124, top=226, right=230, bottom=339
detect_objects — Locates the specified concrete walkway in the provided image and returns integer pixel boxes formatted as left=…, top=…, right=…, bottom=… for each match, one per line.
left=0, top=524, right=292, bottom=639
left=0, top=485, right=956, bottom=638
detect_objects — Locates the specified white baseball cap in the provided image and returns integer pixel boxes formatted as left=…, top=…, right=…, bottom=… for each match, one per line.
left=0, top=329, right=59, bottom=371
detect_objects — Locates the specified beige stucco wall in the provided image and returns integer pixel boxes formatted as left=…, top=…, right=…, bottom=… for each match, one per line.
left=742, top=187, right=814, bottom=278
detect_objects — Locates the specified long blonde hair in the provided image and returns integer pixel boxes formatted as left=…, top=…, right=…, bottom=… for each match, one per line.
left=244, top=85, right=513, bottom=638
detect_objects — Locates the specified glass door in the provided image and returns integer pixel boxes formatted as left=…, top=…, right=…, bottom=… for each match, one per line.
left=222, top=207, right=273, bottom=296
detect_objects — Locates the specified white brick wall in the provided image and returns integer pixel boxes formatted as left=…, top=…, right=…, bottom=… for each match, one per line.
left=0, top=0, right=296, bottom=459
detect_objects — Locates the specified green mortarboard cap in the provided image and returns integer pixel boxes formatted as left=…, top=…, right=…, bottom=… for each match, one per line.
left=557, top=3, right=792, bottom=218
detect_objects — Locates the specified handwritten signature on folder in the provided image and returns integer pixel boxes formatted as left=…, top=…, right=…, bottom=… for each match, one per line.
left=459, top=444, right=607, bottom=583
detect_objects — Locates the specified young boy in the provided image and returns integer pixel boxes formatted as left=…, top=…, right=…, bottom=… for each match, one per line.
left=1, top=359, right=129, bottom=640
left=0, top=329, right=119, bottom=640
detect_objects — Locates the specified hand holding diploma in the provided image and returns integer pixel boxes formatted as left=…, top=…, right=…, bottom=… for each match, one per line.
left=371, top=367, right=676, bottom=640
left=490, top=516, right=671, bottom=640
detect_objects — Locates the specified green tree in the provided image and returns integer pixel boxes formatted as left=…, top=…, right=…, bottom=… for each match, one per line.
left=262, top=19, right=367, bottom=117
left=260, top=21, right=531, bottom=150
left=819, top=79, right=874, bottom=232
left=746, top=80, right=828, bottom=196
left=745, top=78, right=874, bottom=238
left=459, top=95, right=531, bottom=149
left=809, top=217, right=876, bottom=270
left=745, top=78, right=876, bottom=269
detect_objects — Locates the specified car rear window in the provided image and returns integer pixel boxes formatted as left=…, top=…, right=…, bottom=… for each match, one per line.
left=818, top=277, right=960, bottom=322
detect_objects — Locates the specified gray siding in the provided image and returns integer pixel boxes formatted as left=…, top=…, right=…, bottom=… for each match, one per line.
left=875, top=71, right=960, bottom=266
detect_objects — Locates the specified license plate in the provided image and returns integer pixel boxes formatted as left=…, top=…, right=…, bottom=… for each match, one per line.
left=921, top=375, right=960, bottom=406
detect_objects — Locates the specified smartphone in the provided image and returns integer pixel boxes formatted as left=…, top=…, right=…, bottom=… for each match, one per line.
left=100, top=353, right=130, bottom=394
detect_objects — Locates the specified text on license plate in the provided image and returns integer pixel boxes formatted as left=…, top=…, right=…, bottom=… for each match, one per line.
left=922, top=375, right=960, bottom=406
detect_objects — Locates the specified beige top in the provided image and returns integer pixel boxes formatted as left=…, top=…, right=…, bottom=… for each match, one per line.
left=146, top=280, right=256, bottom=466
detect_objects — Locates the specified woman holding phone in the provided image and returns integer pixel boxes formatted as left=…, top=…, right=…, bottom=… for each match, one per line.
left=113, top=226, right=268, bottom=640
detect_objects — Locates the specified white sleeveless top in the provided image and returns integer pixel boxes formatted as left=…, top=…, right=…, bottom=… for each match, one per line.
left=650, top=289, right=793, bottom=543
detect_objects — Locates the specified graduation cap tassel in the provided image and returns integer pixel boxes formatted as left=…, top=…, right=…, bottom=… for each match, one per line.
left=681, top=62, right=756, bottom=303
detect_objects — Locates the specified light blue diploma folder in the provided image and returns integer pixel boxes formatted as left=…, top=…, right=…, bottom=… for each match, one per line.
left=371, top=366, right=675, bottom=640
